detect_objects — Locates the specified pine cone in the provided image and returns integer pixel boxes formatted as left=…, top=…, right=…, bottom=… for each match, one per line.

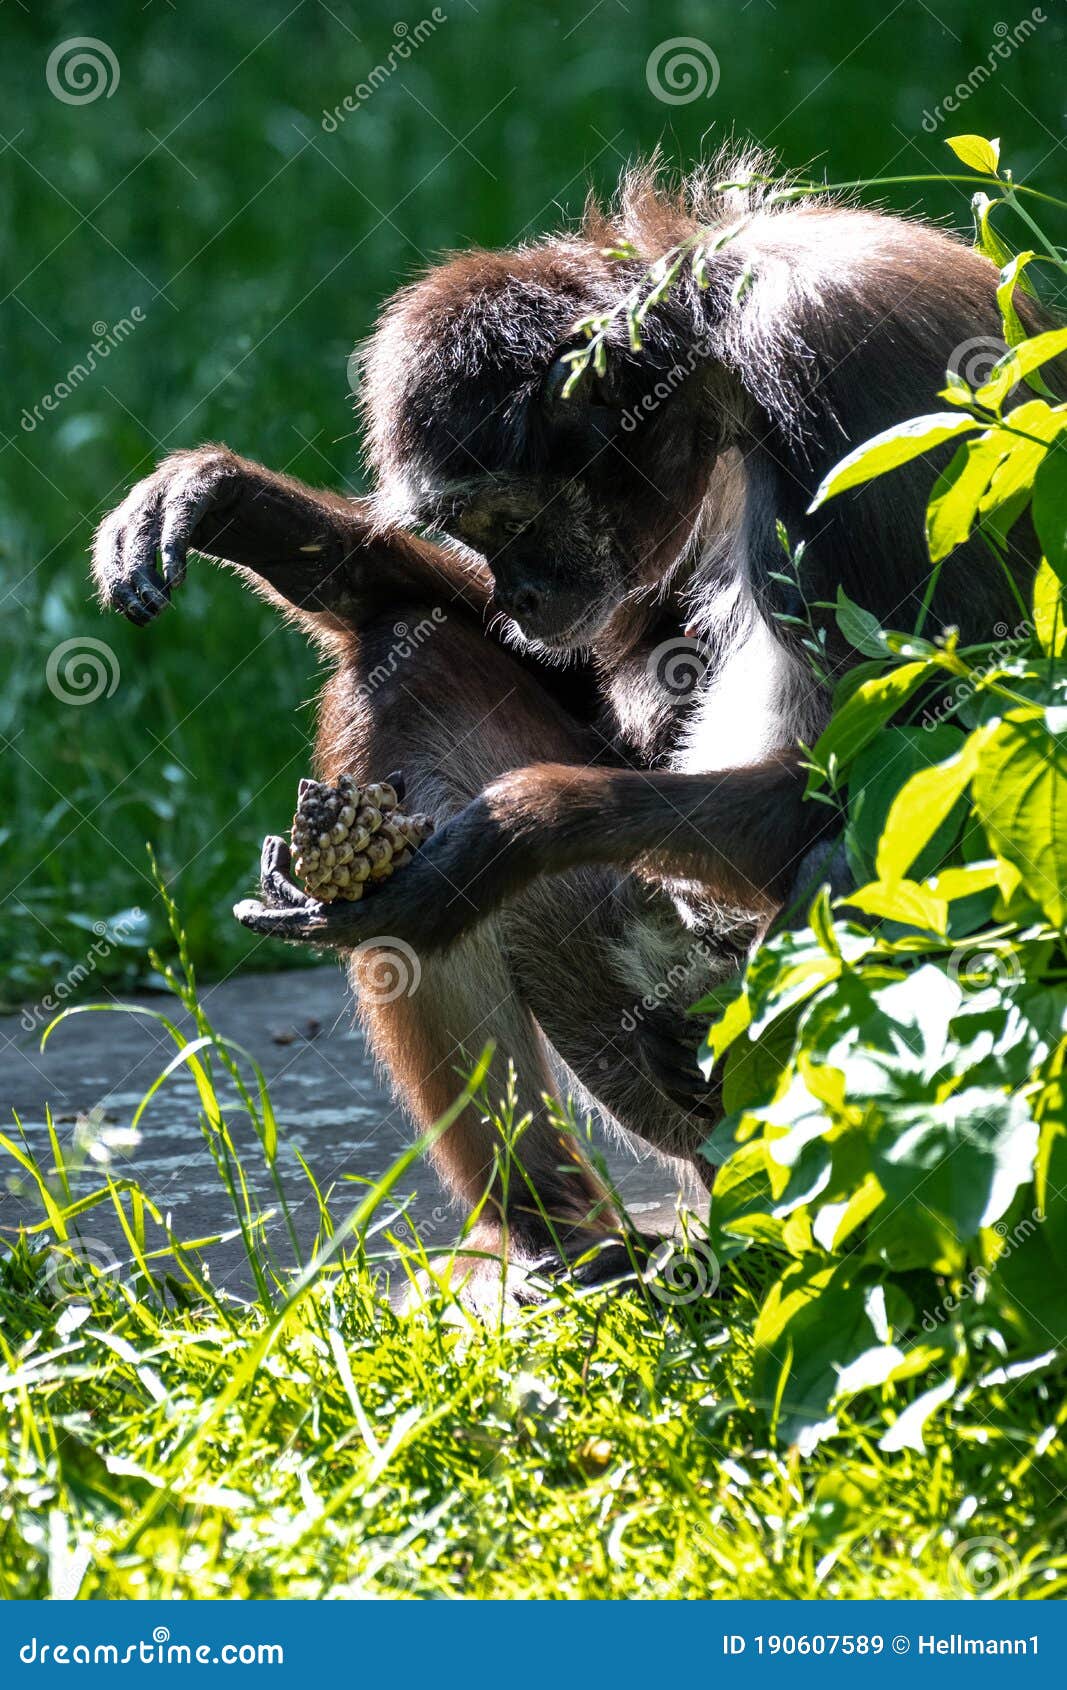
left=290, top=774, right=434, bottom=902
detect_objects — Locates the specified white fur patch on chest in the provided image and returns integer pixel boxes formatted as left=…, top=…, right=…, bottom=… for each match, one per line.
left=675, top=612, right=800, bottom=772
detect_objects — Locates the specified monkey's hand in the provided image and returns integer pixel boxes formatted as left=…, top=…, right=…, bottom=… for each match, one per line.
left=93, top=448, right=249, bottom=624
left=626, top=1007, right=721, bottom=1123
left=236, top=763, right=515, bottom=950
left=233, top=830, right=473, bottom=950
left=92, top=446, right=359, bottom=624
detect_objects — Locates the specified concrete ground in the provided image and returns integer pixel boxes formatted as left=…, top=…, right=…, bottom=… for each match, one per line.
left=0, top=966, right=685, bottom=1298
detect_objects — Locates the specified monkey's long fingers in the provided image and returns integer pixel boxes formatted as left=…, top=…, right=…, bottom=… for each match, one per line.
left=159, top=485, right=216, bottom=589
left=631, top=1022, right=719, bottom=1119
left=259, top=834, right=310, bottom=909
left=93, top=452, right=246, bottom=622
left=236, top=836, right=373, bottom=942
left=93, top=499, right=170, bottom=626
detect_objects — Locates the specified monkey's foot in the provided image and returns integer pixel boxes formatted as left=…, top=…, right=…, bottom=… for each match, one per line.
left=401, top=1227, right=660, bottom=1320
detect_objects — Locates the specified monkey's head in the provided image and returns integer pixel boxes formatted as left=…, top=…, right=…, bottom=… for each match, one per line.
left=359, top=240, right=720, bottom=650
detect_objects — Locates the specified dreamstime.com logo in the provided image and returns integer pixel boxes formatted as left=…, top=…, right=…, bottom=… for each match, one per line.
left=620, top=938, right=715, bottom=1033
left=946, top=939, right=1025, bottom=995
left=947, top=1535, right=1022, bottom=1597
left=321, top=10, right=447, bottom=130
left=919, top=617, right=1032, bottom=730
left=21, top=311, right=146, bottom=433
left=646, top=635, right=710, bottom=700
left=920, top=1207, right=1041, bottom=1332
left=352, top=937, right=422, bottom=1003
left=643, top=1237, right=720, bottom=1305
left=620, top=338, right=714, bottom=433
left=44, top=1236, right=122, bottom=1298
left=46, top=637, right=120, bottom=705
left=920, top=10, right=1046, bottom=133
left=948, top=335, right=1012, bottom=391
left=45, top=37, right=120, bottom=105
left=20, top=909, right=144, bottom=1033
left=19, top=1628, right=283, bottom=1667
left=646, top=38, right=720, bottom=105
left=354, top=610, right=447, bottom=698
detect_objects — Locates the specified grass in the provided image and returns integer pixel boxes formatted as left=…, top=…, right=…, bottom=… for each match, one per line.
left=2, top=893, right=1066, bottom=1601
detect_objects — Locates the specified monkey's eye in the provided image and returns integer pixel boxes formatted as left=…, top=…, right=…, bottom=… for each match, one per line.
left=501, top=517, right=527, bottom=538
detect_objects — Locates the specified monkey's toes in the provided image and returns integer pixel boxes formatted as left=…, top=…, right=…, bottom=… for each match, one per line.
left=565, top=1231, right=660, bottom=1291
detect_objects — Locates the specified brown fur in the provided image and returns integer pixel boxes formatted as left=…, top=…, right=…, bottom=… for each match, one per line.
left=91, top=156, right=1056, bottom=1302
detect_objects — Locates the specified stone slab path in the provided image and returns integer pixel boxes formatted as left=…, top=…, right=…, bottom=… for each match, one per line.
left=0, top=967, right=685, bottom=1298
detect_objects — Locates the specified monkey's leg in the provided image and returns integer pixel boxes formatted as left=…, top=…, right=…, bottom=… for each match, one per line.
left=505, top=873, right=727, bottom=1177
left=322, top=613, right=642, bottom=1306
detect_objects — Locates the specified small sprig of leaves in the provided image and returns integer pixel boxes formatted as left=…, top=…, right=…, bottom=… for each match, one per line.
left=768, top=521, right=832, bottom=685
left=563, top=138, right=1067, bottom=403
left=560, top=215, right=753, bottom=398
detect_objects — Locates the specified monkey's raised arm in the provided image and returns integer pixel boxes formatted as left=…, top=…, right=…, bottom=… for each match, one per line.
left=235, top=755, right=829, bottom=949
left=92, top=445, right=491, bottom=627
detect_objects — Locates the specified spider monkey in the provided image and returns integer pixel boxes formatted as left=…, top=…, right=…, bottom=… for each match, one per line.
left=92, top=153, right=1050, bottom=1305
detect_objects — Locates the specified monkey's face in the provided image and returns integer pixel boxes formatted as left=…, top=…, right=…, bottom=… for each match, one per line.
left=417, top=469, right=629, bottom=648
left=404, top=356, right=712, bottom=651
left=363, top=246, right=717, bottom=649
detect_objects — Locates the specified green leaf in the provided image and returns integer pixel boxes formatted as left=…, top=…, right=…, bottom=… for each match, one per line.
left=946, top=133, right=1001, bottom=175
left=972, top=194, right=1019, bottom=276
left=878, top=1377, right=957, bottom=1453
left=833, top=1343, right=907, bottom=1398
left=994, top=1129, right=1067, bottom=1345
left=872, top=1089, right=1039, bottom=1240
left=834, top=586, right=889, bottom=656
left=843, top=879, right=948, bottom=935
left=1032, top=442, right=1067, bottom=585
left=875, top=731, right=987, bottom=883
left=807, top=884, right=841, bottom=958
left=847, top=725, right=967, bottom=882
left=995, top=253, right=1049, bottom=394
left=973, top=713, right=1067, bottom=925
left=808, top=661, right=935, bottom=791
left=698, top=986, right=752, bottom=1076
left=808, top=414, right=980, bottom=511
left=978, top=400, right=1067, bottom=543
left=812, top=1175, right=884, bottom=1251
left=754, top=1261, right=879, bottom=1446
left=926, top=432, right=1009, bottom=561
left=703, top=1140, right=774, bottom=1259
left=1033, top=557, right=1066, bottom=655
left=928, top=861, right=1000, bottom=901
left=976, top=328, right=1067, bottom=412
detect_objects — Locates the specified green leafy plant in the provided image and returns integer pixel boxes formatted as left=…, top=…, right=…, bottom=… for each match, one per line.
left=698, top=135, right=1067, bottom=1450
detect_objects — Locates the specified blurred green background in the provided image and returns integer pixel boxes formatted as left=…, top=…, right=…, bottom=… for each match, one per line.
left=1, top=0, right=1063, bottom=1002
